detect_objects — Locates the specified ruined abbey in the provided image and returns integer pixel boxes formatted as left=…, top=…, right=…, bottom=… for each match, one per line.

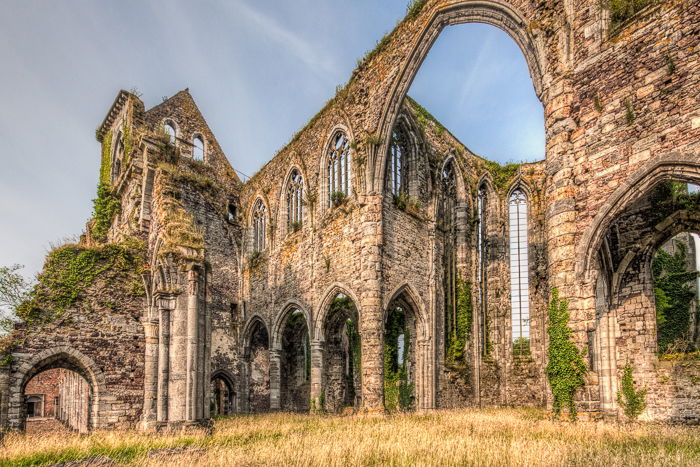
left=1, top=0, right=699, bottom=432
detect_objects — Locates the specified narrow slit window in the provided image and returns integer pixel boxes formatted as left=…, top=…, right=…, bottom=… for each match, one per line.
left=477, top=185, right=488, bottom=356
left=509, top=189, right=530, bottom=354
left=193, top=135, right=204, bottom=161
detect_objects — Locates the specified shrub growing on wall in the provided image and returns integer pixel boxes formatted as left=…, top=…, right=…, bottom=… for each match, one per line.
left=384, top=306, right=413, bottom=412
left=617, top=363, right=647, bottom=420
left=546, top=288, right=587, bottom=421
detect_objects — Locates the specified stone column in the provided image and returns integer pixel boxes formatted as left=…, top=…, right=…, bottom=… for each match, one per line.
left=169, top=293, right=188, bottom=422
left=269, top=349, right=281, bottom=410
left=0, top=362, right=9, bottom=431
left=309, top=341, right=324, bottom=411
left=141, top=317, right=159, bottom=429
left=186, top=269, right=200, bottom=422
left=156, top=296, right=174, bottom=423
left=359, top=195, right=385, bottom=413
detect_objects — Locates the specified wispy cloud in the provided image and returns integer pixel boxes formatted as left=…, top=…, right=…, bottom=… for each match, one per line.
left=226, top=0, right=337, bottom=82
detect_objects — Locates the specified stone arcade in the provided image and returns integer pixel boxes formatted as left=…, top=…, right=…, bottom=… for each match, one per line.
left=1, top=0, right=699, bottom=431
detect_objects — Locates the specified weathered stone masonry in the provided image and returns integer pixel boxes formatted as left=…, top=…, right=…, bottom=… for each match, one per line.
left=1, top=0, right=699, bottom=430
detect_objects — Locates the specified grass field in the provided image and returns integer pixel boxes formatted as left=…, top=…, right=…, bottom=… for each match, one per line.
left=1, top=408, right=699, bottom=466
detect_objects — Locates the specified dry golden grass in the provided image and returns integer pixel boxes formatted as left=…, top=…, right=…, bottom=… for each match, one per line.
left=1, top=408, right=699, bottom=466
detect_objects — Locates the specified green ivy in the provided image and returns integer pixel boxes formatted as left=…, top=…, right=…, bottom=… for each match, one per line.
left=483, top=161, right=522, bottom=191
left=16, top=239, right=146, bottom=325
left=545, top=288, right=587, bottom=421
left=90, top=183, right=121, bottom=243
left=446, top=277, right=472, bottom=369
left=384, top=307, right=414, bottom=413
left=617, top=363, right=647, bottom=420
left=99, top=130, right=113, bottom=186
left=652, top=241, right=697, bottom=354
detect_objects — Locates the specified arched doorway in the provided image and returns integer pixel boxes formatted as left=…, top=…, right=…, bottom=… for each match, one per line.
left=321, top=294, right=361, bottom=413
left=384, top=290, right=423, bottom=413
left=246, top=319, right=270, bottom=413
left=210, top=371, right=235, bottom=417
left=17, top=351, right=96, bottom=433
left=278, top=309, right=311, bottom=412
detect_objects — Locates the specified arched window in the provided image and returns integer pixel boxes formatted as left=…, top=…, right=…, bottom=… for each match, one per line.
left=440, top=159, right=456, bottom=229
left=252, top=199, right=266, bottom=251
left=286, top=169, right=303, bottom=231
left=441, top=158, right=459, bottom=361
left=388, top=125, right=411, bottom=195
left=509, top=189, right=530, bottom=355
left=327, top=131, right=351, bottom=207
left=164, top=121, right=176, bottom=144
left=193, top=135, right=204, bottom=161
left=477, top=184, right=488, bottom=356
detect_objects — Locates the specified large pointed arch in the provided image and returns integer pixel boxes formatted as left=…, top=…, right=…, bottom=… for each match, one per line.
left=370, top=0, right=547, bottom=192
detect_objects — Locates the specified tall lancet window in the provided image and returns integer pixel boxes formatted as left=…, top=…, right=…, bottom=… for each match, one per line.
left=477, top=185, right=488, bottom=356
left=441, top=159, right=459, bottom=360
left=252, top=199, right=266, bottom=251
left=327, top=131, right=351, bottom=206
left=388, top=125, right=410, bottom=195
left=287, top=169, right=303, bottom=231
left=509, top=189, right=530, bottom=355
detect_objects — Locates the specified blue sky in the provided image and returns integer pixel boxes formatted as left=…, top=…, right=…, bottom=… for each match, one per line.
left=0, top=0, right=543, bottom=281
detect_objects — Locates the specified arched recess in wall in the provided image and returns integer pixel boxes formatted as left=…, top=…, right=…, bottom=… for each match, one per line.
left=10, top=347, right=107, bottom=432
left=583, top=160, right=700, bottom=416
left=370, top=0, right=547, bottom=191
left=242, top=316, right=270, bottom=413
left=271, top=304, right=312, bottom=412
left=210, top=369, right=236, bottom=416
left=383, top=284, right=428, bottom=412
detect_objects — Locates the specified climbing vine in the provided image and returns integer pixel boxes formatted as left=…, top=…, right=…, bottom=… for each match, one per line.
left=90, top=183, right=121, bottom=243
left=652, top=240, right=697, bottom=354
left=446, top=277, right=472, bottom=370
left=99, top=130, right=112, bottom=185
left=617, top=363, right=647, bottom=420
left=604, top=0, right=655, bottom=31
left=16, top=238, right=146, bottom=325
left=384, top=306, right=414, bottom=413
left=545, top=288, right=587, bottom=421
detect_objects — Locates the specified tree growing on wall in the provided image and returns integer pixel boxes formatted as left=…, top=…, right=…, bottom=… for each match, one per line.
left=0, top=264, right=33, bottom=333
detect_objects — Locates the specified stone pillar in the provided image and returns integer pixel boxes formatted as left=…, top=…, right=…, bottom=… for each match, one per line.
left=0, top=362, right=9, bottom=432
left=269, top=349, right=281, bottom=410
left=157, top=297, right=174, bottom=423
left=359, top=195, right=385, bottom=413
left=169, top=293, right=188, bottom=422
left=186, top=269, right=200, bottom=422
left=309, top=341, right=324, bottom=411
left=141, top=317, right=159, bottom=429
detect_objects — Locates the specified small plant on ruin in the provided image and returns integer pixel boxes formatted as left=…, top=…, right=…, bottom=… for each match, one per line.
left=594, top=94, right=604, bottom=112
left=364, top=132, right=383, bottom=146
left=617, top=363, right=647, bottom=420
left=604, top=0, right=655, bottom=31
left=290, top=221, right=302, bottom=233
left=666, top=55, right=676, bottom=75
left=406, top=0, right=428, bottom=21
left=249, top=249, right=264, bottom=269
left=624, top=98, right=635, bottom=125
left=546, top=288, right=587, bottom=421
left=393, top=192, right=422, bottom=216
left=330, top=191, right=347, bottom=207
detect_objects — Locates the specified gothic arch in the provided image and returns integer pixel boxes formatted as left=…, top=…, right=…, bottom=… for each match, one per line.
left=242, top=314, right=270, bottom=351
left=578, top=153, right=700, bottom=280
left=314, top=283, right=362, bottom=341
left=9, top=346, right=108, bottom=430
left=384, top=283, right=429, bottom=340
left=370, top=0, right=547, bottom=191
left=271, top=300, right=313, bottom=351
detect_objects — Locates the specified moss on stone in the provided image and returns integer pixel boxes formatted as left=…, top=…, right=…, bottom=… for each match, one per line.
left=99, top=131, right=112, bottom=186
left=446, top=277, right=472, bottom=371
left=384, top=307, right=414, bottom=413
left=90, top=183, right=121, bottom=243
